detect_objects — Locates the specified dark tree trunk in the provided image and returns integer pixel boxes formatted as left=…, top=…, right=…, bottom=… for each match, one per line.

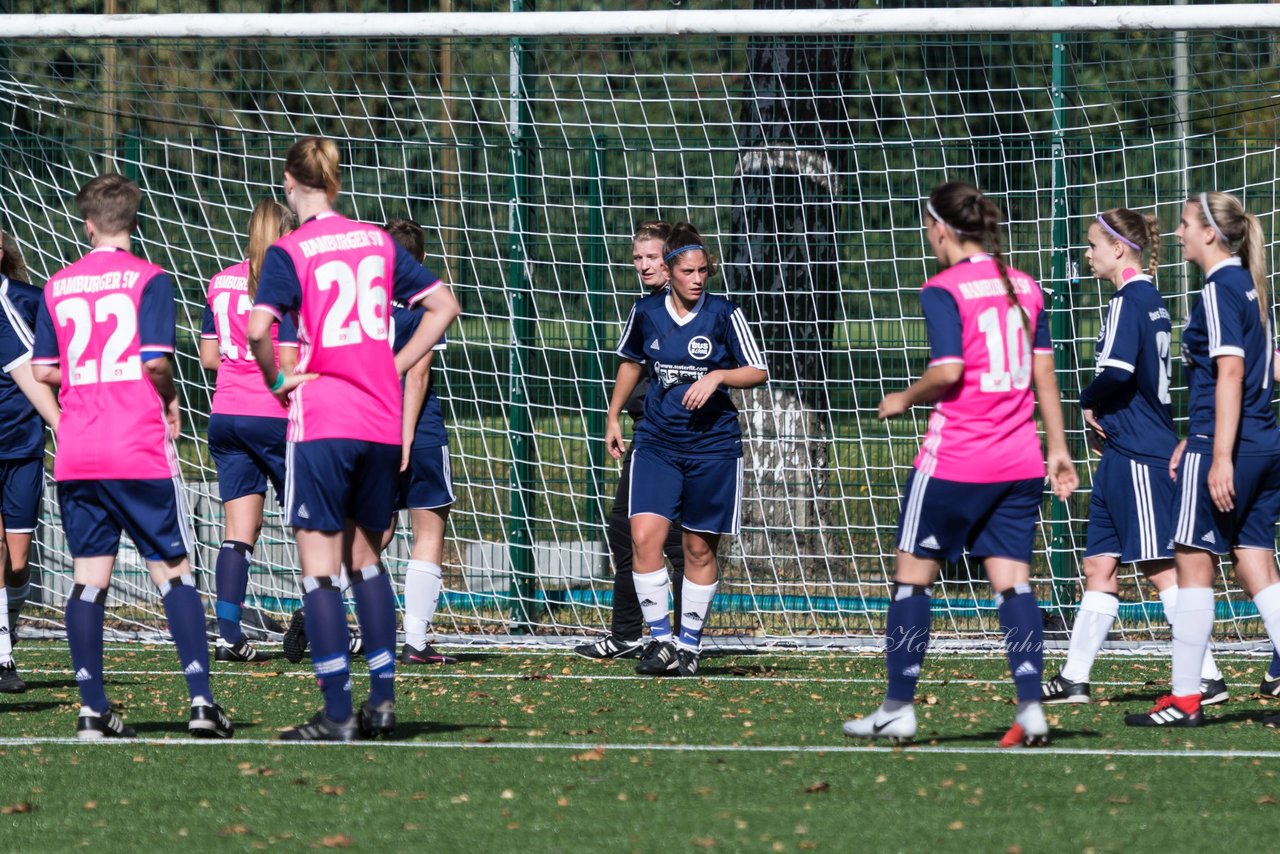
left=724, top=0, right=853, bottom=594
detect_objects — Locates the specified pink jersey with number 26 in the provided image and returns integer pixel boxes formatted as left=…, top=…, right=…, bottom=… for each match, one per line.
left=269, top=213, right=401, bottom=444
left=914, top=256, right=1051, bottom=483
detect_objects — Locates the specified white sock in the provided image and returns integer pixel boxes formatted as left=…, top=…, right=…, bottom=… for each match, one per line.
left=404, top=560, right=443, bottom=648
left=0, top=586, right=10, bottom=665
left=1253, top=583, right=1280, bottom=667
left=1060, top=591, right=1118, bottom=683
left=1171, top=587, right=1215, bottom=697
left=1162, top=586, right=1222, bottom=682
left=338, top=564, right=351, bottom=594
left=1015, top=700, right=1047, bottom=736
left=631, top=569, right=673, bottom=641
left=675, top=578, right=717, bottom=652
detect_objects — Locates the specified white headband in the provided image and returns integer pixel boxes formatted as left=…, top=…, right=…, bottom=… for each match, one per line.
left=926, top=200, right=954, bottom=234
left=1199, top=192, right=1232, bottom=246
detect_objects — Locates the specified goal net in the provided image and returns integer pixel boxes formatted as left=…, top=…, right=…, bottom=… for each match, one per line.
left=2, top=2, right=1279, bottom=649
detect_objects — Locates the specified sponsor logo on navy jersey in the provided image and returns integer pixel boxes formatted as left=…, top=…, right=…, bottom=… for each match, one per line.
left=655, top=361, right=708, bottom=388
left=687, top=335, right=712, bottom=360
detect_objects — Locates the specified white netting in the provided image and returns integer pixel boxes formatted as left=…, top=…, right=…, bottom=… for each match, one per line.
left=1, top=6, right=1279, bottom=648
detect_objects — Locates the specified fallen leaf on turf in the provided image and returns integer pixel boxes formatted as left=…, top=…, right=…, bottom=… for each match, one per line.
left=83, top=802, right=96, bottom=810
left=1257, top=794, right=1278, bottom=805
left=692, top=838, right=716, bottom=849
left=572, top=748, right=605, bottom=761
left=948, top=821, right=964, bottom=830
left=318, top=834, right=352, bottom=848
left=804, top=781, right=829, bottom=794
left=0, top=802, right=34, bottom=815
left=316, top=785, right=345, bottom=796
left=500, top=789, right=515, bottom=800
left=219, top=825, right=249, bottom=836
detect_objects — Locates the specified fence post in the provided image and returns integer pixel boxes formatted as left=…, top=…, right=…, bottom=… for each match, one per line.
left=505, top=0, right=536, bottom=631
left=1047, top=6, right=1076, bottom=622
left=585, top=135, right=608, bottom=535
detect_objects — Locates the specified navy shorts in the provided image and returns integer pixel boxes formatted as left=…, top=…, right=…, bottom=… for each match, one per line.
left=58, top=478, right=193, bottom=561
left=208, top=413, right=288, bottom=504
left=396, top=443, right=454, bottom=512
left=628, top=446, right=743, bottom=536
left=0, top=457, right=43, bottom=533
left=286, top=439, right=400, bottom=533
left=1085, top=451, right=1175, bottom=564
left=896, top=470, right=1043, bottom=563
left=1174, top=449, right=1280, bottom=554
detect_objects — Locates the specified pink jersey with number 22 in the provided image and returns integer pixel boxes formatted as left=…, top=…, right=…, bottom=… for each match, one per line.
left=37, top=247, right=176, bottom=481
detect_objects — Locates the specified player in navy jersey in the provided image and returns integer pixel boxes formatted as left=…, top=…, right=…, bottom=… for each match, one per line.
left=842, top=182, right=1077, bottom=747
left=378, top=218, right=458, bottom=666
left=199, top=199, right=297, bottom=662
left=575, top=221, right=687, bottom=664
left=1043, top=209, right=1227, bottom=707
left=248, top=138, right=460, bottom=740
left=0, top=230, right=60, bottom=693
left=1126, top=192, right=1280, bottom=727
left=608, top=222, right=768, bottom=677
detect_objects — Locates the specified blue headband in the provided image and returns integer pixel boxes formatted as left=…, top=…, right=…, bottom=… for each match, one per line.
left=664, top=244, right=704, bottom=263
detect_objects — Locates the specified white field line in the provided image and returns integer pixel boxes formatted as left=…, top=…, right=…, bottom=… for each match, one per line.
left=0, top=737, right=1279, bottom=759
left=15, top=665, right=1277, bottom=691
left=12, top=644, right=1280, bottom=660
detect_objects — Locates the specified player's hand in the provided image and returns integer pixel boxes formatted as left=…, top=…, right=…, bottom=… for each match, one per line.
left=272, top=371, right=317, bottom=405
left=878, top=392, right=910, bottom=420
left=1082, top=407, right=1107, bottom=441
left=682, top=372, right=721, bottom=411
left=164, top=396, right=182, bottom=440
left=1047, top=449, right=1078, bottom=502
left=1168, top=439, right=1187, bottom=482
left=605, top=418, right=625, bottom=460
left=1207, top=456, right=1235, bottom=513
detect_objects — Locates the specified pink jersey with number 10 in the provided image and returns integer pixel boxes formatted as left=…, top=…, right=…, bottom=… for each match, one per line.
left=38, top=247, right=177, bottom=481
left=914, top=256, right=1051, bottom=483
left=275, top=212, right=401, bottom=444
left=204, top=260, right=293, bottom=419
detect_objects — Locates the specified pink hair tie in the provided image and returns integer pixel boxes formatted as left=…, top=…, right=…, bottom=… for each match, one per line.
left=1097, top=214, right=1142, bottom=252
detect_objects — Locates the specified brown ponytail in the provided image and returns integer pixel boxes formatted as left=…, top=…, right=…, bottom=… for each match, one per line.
left=1144, top=214, right=1161, bottom=279
left=930, top=181, right=1029, bottom=335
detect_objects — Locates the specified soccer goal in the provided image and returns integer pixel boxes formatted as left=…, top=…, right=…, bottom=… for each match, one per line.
left=3, top=2, right=1280, bottom=650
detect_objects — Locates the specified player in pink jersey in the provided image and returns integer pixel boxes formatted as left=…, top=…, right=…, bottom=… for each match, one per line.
left=842, top=181, right=1077, bottom=747
left=199, top=198, right=298, bottom=662
left=30, top=174, right=232, bottom=739
left=247, top=137, right=459, bottom=741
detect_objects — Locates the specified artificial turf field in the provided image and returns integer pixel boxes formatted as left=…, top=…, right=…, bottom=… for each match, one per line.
left=3, top=643, right=1280, bottom=852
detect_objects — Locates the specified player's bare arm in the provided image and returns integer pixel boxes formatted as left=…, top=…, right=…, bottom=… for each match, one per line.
left=681, top=365, right=767, bottom=411
left=877, top=361, right=962, bottom=420
left=606, top=359, right=645, bottom=460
